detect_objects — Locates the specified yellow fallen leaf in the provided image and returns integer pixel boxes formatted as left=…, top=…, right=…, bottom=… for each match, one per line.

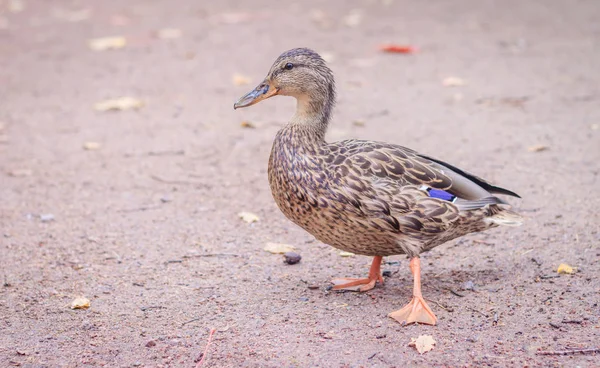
left=70, top=297, right=90, bottom=310
left=240, top=121, right=255, bottom=129
left=238, top=211, right=259, bottom=223
left=264, top=242, right=296, bottom=254
left=94, top=97, right=144, bottom=112
left=339, top=251, right=355, bottom=257
left=442, top=76, right=466, bottom=87
left=409, top=335, right=436, bottom=354
left=83, top=142, right=101, bottom=150
left=157, top=28, right=182, bottom=39
left=528, top=144, right=549, bottom=152
left=232, top=73, right=251, bottom=86
left=88, top=36, right=126, bottom=51
left=557, top=263, right=575, bottom=274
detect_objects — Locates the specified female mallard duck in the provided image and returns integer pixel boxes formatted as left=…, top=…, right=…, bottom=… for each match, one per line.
left=234, top=48, right=522, bottom=325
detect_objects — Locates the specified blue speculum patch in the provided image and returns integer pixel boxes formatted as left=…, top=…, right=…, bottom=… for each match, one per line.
left=427, top=188, right=456, bottom=202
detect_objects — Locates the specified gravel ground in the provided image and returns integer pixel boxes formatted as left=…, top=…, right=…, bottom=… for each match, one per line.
left=1, top=0, right=599, bottom=367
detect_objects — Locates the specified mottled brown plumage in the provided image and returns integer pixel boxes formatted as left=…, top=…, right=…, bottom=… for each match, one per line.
left=235, top=48, right=522, bottom=325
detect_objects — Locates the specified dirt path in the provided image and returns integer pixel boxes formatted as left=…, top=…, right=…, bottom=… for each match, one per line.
left=1, top=0, right=599, bottom=367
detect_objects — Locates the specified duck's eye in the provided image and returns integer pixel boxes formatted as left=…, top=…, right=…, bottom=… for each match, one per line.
left=284, top=63, right=294, bottom=70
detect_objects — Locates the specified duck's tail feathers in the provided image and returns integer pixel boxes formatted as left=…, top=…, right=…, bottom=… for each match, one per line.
left=485, top=209, right=523, bottom=227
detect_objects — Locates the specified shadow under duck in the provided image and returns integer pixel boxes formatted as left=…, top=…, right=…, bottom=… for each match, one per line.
left=234, top=48, right=522, bottom=326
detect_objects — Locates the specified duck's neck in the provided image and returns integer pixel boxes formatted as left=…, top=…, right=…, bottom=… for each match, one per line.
left=288, top=85, right=335, bottom=144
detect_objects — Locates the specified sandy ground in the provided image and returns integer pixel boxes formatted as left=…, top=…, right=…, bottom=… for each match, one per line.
left=1, top=0, right=599, bottom=367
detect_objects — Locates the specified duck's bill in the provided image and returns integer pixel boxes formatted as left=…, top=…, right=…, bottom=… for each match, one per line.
left=233, top=81, right=279, bottom=109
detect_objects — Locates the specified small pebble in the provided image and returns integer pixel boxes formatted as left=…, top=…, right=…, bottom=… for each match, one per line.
left=40, top=213, right=55, bottom=222
left=298, top=297, right=309, bottom=302
left=307, top=285, right=319, bottom=290
left=462, top=280, right=475, bottom=291
left=160, top=195, right=172, bottom=203
left=382, top=270, right=392, bottom=277
left=145, top=340, right=157, bottom=348
left=283, top=252, right=301, bottom=265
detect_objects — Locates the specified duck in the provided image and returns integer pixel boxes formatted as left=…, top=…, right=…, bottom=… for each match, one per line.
left=234, top=48, right=522, bottom=326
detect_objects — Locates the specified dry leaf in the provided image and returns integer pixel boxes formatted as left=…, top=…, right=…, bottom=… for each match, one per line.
left=557, top=263, right=575, bottom=274
left=94, top=97, right=144, bottom=112
left=528, top=144, right=549, bottom=152
left=264, top=242, right=296, bottom=254
left=157, top=28, right=182, bottom=40
left=343, top=9, right=362, bottom=27
left=88, top=36, right=126, bottom=51
left=442, top=77, right=466, bottom=87
left=409, top=335, right=436, bottom=354
left=352, top=120, right=365, bottom=127
left=238, top=211, right=259, bottom=223
left=240, top=121, right=255, bottom=129
left=8, top=0, right=24, bottom=13
left=83, top=142, right=101, bottom=150
left=70, top=297, right=90, bottom=309
left=232, top=73, right=251, bottom=86
left=339, top=251, right=355, bottom=257
left=380, top=44, right=416, bottom=54
left=8, top=168, right=32, bottom=177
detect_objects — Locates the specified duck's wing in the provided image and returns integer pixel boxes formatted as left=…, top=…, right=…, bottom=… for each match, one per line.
left=327, top=140, right=519, bottom=213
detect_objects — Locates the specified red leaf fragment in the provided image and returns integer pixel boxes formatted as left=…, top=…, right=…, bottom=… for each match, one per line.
left=379, top=44, right=416, bottom=54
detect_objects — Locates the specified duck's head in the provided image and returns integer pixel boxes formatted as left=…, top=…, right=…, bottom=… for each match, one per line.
left=234, top=48, right=335, bottom=111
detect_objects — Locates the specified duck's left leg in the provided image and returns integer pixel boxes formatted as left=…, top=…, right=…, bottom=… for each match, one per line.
left=388, top=257, right=437, bottom=325
left=331, top=256, right=383, bottom=292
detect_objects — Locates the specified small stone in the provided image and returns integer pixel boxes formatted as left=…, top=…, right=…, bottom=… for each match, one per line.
left=298, top=297, right=309, bottom=302
left=283, top=252, right=302, bottom=265
left=462, top=280, right=475, bottom=291
left=382, top=270, right=392, bottom=277
left=307, top=285, right=319, bottom=290
left=145, top=340, right=157, bottom=348
left=40, top=214, right=55, bottom=222
left=160, top=196, right=172, bottom=203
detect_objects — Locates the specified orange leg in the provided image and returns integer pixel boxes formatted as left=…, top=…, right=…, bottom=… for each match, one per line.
left=388, top=257, right=437, bottom=325
left=332, top=256, right=384, bottom=292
